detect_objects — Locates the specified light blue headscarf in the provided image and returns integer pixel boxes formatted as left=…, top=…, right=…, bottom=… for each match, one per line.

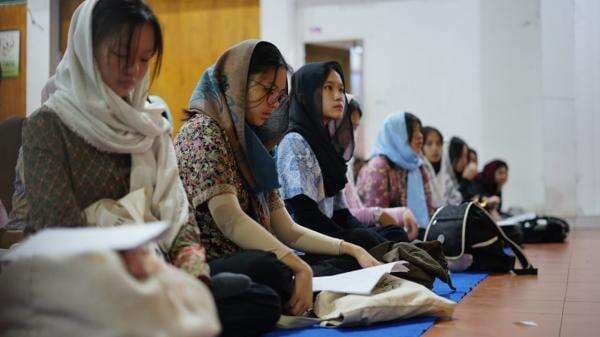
left=371, top=112, right=430, bottom=227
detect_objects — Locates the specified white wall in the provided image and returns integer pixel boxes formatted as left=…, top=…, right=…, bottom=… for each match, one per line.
left=260, top=0, right=302, bottom=70
left=574, top=0, right=600, bottom=216
left=261, top=0, right=600, bottom=217
left=480, top=0, right=545, bottom=212
left=26, top=0, right=59, bottom=114
left=539, top=0, right=577, bottom=216
left=297, top=0, right=484, bottom=157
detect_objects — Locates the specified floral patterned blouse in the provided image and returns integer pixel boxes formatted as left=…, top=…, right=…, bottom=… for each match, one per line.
left=21, top=107, right=208, bottom=278
left=175, top=114, right=284, bottom=262
left=356, top=155, right=435, bottom=217
left=276, top=132, right=347, bottom=218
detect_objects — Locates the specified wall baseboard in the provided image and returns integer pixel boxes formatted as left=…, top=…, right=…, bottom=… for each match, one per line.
left=568, top=216, right=600, bottom=228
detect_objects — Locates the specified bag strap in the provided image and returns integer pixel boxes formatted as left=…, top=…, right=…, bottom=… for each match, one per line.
left=503, top=234, right=537, bottom=275
left=493, top=216, right=538, bottom=275
left=474, top=203, right=538, bottom=275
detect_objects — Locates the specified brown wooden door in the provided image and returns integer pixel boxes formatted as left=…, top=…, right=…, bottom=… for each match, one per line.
left=0, top=3, right=27, bottom=122
left=59, top=0, right=84, bottom=56
left=146, top=0, right=260, bottom=133
left=305, top=43, right=352, bottom=93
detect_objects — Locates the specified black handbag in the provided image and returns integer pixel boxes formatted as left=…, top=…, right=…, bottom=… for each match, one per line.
left=519, top=216, right=570, bottom=243
left=500, top=214, right=570, bottom=245
left=424, top=202, right=537, bottom=275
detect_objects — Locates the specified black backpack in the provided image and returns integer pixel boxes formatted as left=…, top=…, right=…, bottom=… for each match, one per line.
left=424, top=202, right=538, bottom=275
left=502, top=215, right=570, bottom=244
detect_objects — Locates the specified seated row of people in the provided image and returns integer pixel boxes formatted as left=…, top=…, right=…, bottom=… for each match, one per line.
left=1, top=1, right=415, bottom=336
left=338, top=99, right=510, bottom=233
left=0, top=0, right=510, bottom=336
left=420, top=126, right=508, bottom=220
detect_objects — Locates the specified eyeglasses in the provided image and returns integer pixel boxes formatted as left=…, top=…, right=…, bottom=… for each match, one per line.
left=250, top=80, right=289, bottom=106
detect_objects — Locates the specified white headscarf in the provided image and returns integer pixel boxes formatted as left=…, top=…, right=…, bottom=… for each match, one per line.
left=422, top=157, right=445, bottom=209
left=45, top=0, right=188, bottom=253
left=440, top=143, right=464, bottom=206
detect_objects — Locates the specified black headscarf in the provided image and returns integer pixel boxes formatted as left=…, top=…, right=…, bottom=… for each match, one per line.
left=287, top=61, right=354, bottom=197
left=449, top=136, right=467, bottom=174
left=474, top=160, right=508, bottom=196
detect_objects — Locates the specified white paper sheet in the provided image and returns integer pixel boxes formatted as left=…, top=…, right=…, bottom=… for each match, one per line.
left=312, top=261, right=409, bottom=295
left=1, top=222, right=169, bottom=262
left=497, top=212, right=537, bottom=226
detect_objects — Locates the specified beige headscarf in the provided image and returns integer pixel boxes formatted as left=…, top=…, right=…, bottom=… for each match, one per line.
left=45, top=0, right=188, bottom=252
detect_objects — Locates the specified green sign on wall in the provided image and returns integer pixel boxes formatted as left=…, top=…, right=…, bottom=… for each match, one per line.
left=0, top=30, right=20, bottom=77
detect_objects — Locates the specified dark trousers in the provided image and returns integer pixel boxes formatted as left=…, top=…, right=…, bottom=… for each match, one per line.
left=209, top=250, right=294, bottom=337
left=329, top=223, right=409, bottom=251
left=371, top=224, right=410, bottom=243
left=418, top=227, right=427, bottom=241
left=301, top=253, right=362, bottom=276
left=331, top=209, right=409, bottom=248
left=284, top=196, right=409, bottom=251
left=300, top=225, right=407, bottom=277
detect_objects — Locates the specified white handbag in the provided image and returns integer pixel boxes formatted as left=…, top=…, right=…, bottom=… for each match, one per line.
left=0, top=250, right=221, bottom=337
left=314, top=274, right=456, bottom=327
left=277, top=274, right=456, bottom=329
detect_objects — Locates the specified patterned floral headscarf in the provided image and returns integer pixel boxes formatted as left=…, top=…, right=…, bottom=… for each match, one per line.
left=189, top=39, right=288, bottom=193
left=188, top=40, right=289, bottom=225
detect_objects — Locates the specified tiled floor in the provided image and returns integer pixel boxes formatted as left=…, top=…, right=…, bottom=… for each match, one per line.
left=424, top=228, right=600, bottom=337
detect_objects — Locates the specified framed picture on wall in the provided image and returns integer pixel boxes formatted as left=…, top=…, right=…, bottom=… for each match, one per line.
left=0, top=29, right=20, bottom=77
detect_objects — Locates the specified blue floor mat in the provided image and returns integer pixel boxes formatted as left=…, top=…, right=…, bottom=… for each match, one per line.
left=264, top=272, right=488, bottom=337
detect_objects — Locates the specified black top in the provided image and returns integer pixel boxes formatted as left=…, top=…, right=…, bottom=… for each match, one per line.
left=286, top=61, right=354, bottom=197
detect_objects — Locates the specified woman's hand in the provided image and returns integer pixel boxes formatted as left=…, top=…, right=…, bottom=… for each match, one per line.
left=486, top=196, right=501, bottom=209
left=280, top=254, right=314, bottom=316
left=463, top=162, right=478, bottom=180
left=287, top=268, right=313, bottom=316
left=402, top=210, right=419, bottom=241
left=341, top=242, right=381, bottom=269
left=120, top=247, right=162, bottom=280
left=489, top=209, right=502, bottom=222
left=377, top=210, right=398, bottom=226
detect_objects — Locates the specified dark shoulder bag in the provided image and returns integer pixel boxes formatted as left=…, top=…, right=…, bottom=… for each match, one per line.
left=424, top=202, right=538, bottom=275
